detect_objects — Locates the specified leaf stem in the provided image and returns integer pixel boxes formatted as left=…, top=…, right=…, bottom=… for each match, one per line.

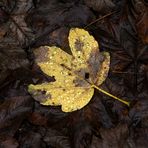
left=91, top=85, right=130, bottom=106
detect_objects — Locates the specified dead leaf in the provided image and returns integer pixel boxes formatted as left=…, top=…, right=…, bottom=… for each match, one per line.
left=84, top=0, right=115, bottom=13
left=28, top=28, right=110, bottom=112
left=130, top=0, right=148, bottom=44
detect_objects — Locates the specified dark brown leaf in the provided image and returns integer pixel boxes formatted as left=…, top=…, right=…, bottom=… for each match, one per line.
left=0, top=96, right=32, bottom=137
left=84, top=0, right=115, bottom=13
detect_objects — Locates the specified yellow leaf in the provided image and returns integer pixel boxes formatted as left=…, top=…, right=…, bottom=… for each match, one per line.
left=69, top=28, right=99, bottom=68
left=29, top=83, right=94, bottom=112
left=28, top=28, right=129, bottom=112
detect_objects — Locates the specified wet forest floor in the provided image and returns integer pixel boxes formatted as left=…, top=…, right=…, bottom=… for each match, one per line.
left=0, top=0, right=148, bottom=148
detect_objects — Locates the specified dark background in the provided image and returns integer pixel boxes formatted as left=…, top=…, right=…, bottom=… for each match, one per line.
left=0, top=0, right=148, bottom=147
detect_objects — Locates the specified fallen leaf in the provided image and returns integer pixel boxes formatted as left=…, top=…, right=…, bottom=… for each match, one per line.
left=18, top=131, right=43, bottom=148
left=44, top=128, right=70, bottom=148
left=130, top=0, right=148, bottom=44
left=0, top=95, right=32, bottom=143
left=0, top=45, right=29, bottom=85
left=26, top=2, right=95, bottom=36
left=28, top=28, right=110, bottom=112
left=84, top=0, right=115, bottom=13
left=9, top=0, right=35, bottom=46
left=92, top=124, right=128, bottom=148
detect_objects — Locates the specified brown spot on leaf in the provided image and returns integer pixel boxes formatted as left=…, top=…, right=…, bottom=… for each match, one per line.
left=60, top=63, right=72, bottom=71
left=34, top=46, right=49, bottom=63
left=73, top=79, right=85, bottom=87
left=75, top=39, right=84, bottom=51
left=85, top=73, right=90, bottom=79
left=32, top=90, right=51, bottom=103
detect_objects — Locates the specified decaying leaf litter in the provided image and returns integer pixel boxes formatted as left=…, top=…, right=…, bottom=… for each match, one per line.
left=0, top=0, right=148, bottom=147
